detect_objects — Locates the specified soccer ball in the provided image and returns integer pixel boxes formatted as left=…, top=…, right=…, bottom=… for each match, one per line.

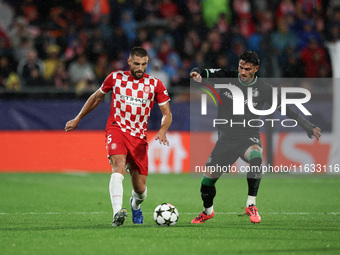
left=153, top=203, right=179, bottom=226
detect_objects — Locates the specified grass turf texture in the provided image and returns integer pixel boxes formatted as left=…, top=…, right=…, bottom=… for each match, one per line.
left=1, top=173, right=340, bottom=255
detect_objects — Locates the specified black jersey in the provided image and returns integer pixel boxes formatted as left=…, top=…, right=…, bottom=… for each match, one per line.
left=197, top=68, right=279, bottom=138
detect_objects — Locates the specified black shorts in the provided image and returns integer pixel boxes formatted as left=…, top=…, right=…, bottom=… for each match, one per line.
left=206, top=133, right=262, bottom=168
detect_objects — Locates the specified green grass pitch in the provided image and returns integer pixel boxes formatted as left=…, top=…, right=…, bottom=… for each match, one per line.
left=1, top=173, right=340, bottom=255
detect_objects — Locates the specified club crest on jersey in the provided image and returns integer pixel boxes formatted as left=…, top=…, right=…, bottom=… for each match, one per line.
left=143, top=86, right=150, bottom=93
left=252, top=88, right=259, bottom=97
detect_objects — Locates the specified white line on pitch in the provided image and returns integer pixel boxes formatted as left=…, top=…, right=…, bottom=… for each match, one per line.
left=1, top=212, right=340, bottom=215
left=0, top=212, right=106, bottom=215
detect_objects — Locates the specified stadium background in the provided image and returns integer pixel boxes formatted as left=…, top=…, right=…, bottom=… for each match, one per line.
left=0, top=0, right=339, bottom=173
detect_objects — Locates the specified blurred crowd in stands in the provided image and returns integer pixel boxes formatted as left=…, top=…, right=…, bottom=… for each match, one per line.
left=0, top=0, right=338, bottom=97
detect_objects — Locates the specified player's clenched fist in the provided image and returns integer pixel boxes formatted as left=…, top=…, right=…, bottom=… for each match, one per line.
left=65, top=118, right=79, bottom=132
left=190, top=71, right=202, bottom=82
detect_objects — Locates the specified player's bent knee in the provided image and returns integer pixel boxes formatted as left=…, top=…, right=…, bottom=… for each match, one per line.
left=201, top=175, right=217, bottom=186
left=248, top=150, right=262, bottom=161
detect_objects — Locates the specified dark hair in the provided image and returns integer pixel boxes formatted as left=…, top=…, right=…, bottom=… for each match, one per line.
left=130, top=47, right=148, bottom=58
left=239, top=50, right=260, bottom=66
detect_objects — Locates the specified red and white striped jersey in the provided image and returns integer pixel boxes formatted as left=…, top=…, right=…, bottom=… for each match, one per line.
left=100, top=70, right=170, bottom=139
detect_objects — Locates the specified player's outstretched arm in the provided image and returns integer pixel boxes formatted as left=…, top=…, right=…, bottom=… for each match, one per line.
left=294, top=115, right=322, bottom=140
left=286, top=107, right=322, bottom=140
left=65, top=89, right=105, bottom=132
left=155, top=102, right=172, bottom=146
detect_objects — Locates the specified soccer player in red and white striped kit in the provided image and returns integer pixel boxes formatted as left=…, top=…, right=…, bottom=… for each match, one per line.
left=65, top=47, right=172, bottom=226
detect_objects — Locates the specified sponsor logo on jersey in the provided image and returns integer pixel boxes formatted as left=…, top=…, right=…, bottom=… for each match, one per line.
left=223, top=90, right=234, bottom=99
left=209, top=69, right=221, bottom=73
left=119, top=95, right=149, bottom=104
left=250, top=137, right=260, bottom=144
left=111, top=143, right=117, bottom=150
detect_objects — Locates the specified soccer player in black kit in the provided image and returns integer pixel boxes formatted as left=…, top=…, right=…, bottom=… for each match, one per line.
left=190, top=51, right=322, bottom=224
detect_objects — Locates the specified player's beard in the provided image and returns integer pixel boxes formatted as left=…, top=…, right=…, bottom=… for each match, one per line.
left=240, top=74, right=255, bottom=84
left=240, top=76, right=251, bottom=83
left=130, top=69, right=145, bottom=79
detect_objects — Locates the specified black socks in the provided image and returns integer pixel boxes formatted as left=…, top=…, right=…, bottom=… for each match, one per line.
left=200, top=184, right=216, bottom=208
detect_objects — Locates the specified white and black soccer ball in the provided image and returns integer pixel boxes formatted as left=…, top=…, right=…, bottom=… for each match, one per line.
left=153, top=203, right=179, bottom=226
